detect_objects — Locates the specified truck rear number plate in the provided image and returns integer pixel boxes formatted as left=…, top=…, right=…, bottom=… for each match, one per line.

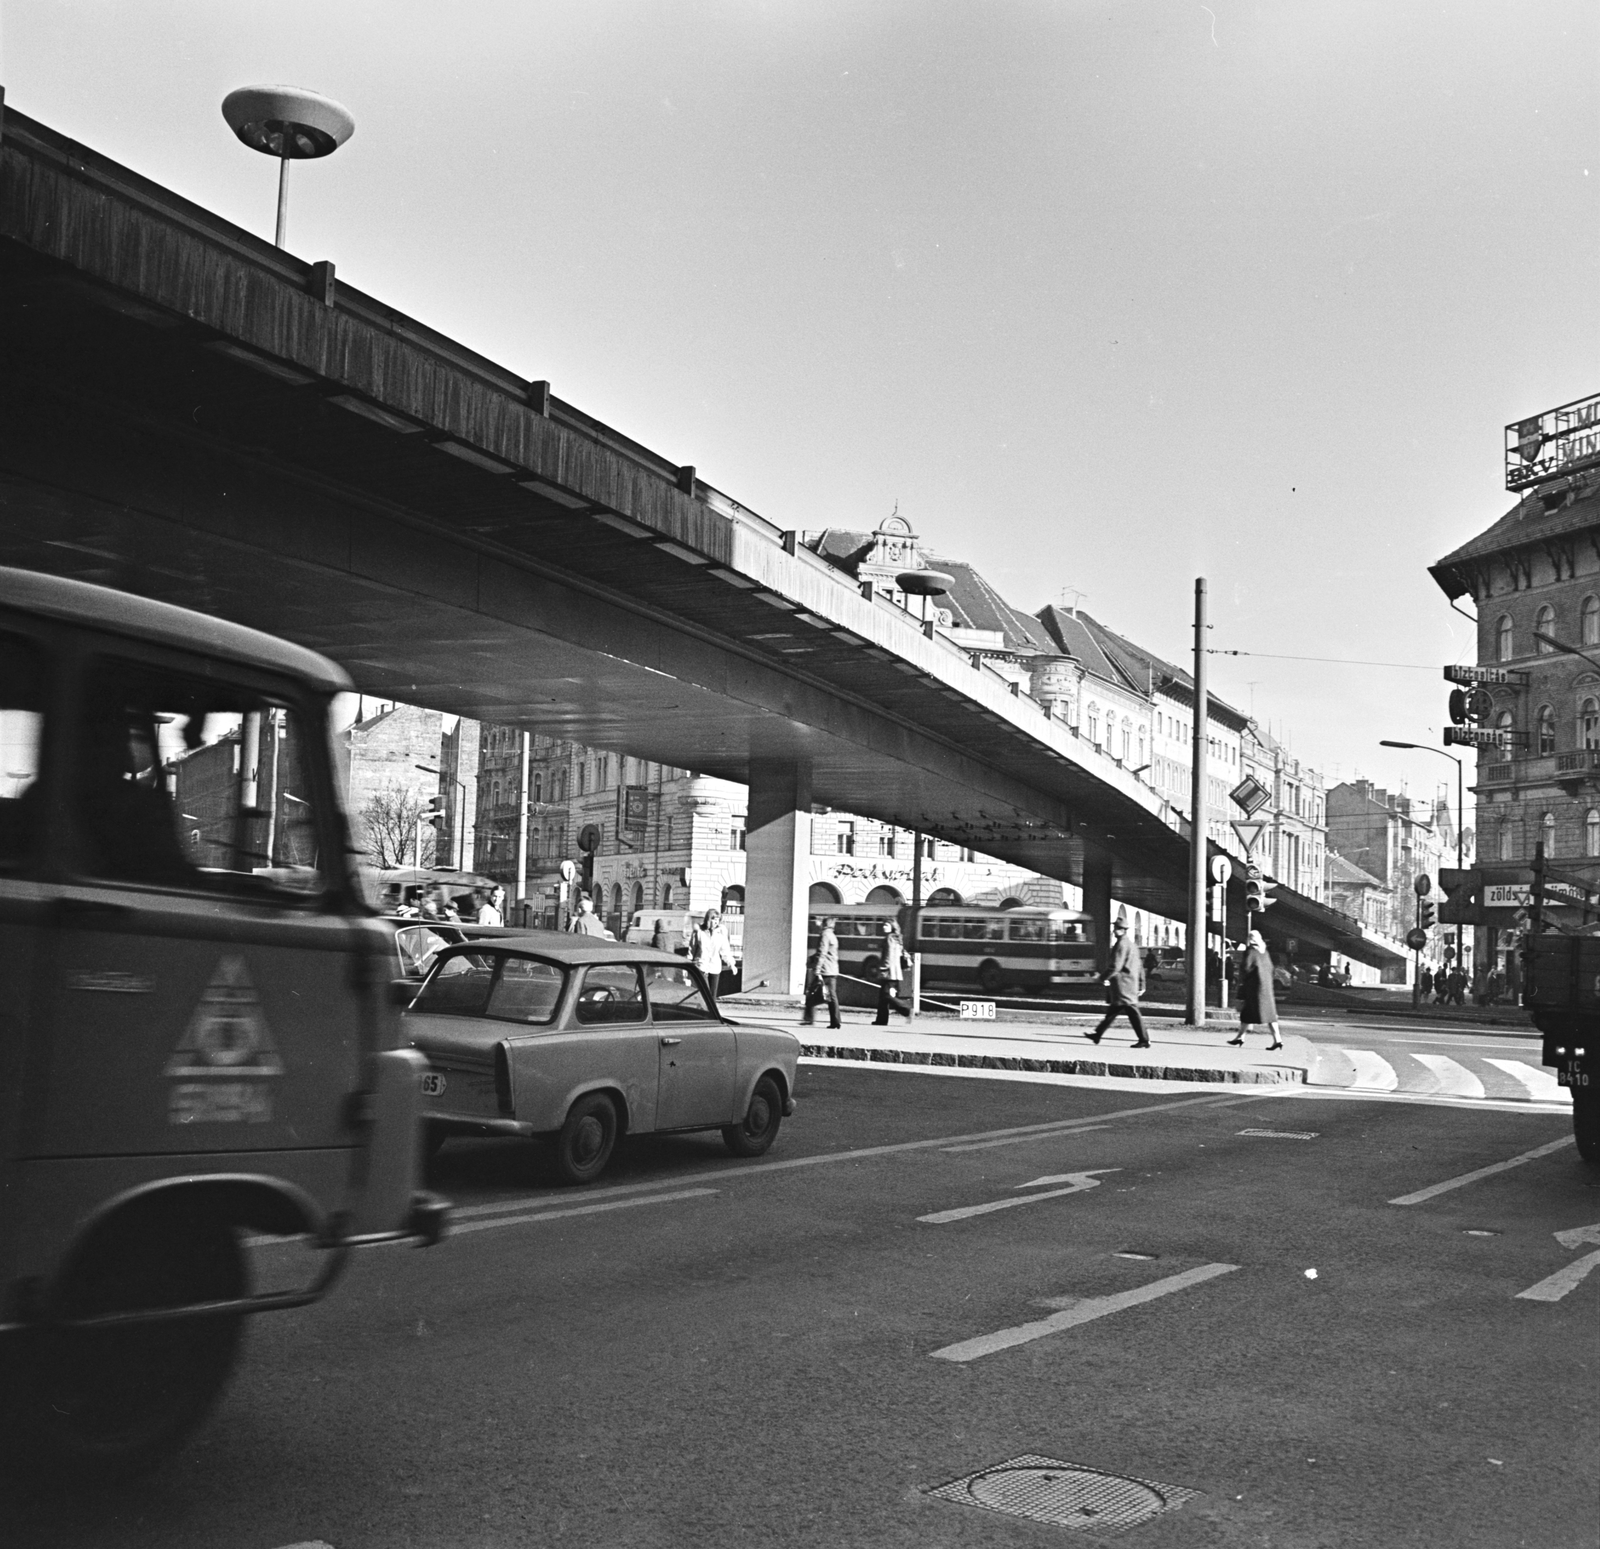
left=420, top=1072, right=447, bottom=1097
left=1557, top=1070, right=1589, bottom=1087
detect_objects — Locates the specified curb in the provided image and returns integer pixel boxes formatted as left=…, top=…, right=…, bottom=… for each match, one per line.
left=797, top=1043, right=1304, bottom=1086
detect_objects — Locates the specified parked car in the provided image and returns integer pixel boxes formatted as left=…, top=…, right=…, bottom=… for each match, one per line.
left=404, top=933, right=798, bottom=1184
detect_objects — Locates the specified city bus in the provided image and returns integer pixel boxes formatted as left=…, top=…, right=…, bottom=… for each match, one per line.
left=914, top=905, right=1098, bottom=996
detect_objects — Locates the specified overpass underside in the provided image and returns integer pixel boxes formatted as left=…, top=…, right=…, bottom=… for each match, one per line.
left=0, top=105, right=1392, bottom=985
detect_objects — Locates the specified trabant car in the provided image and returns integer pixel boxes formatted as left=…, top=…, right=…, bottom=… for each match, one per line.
left=404, top=934, right=799, bottom=1184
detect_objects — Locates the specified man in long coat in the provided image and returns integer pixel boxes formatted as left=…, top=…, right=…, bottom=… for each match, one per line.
left=800, top=917, right=842, bottom=1030
left=1087, top=917, right=1150, bottom=1048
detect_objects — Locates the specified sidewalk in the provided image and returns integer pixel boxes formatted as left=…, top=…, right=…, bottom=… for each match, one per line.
left=727, top=1000, right=1309, bottom=1088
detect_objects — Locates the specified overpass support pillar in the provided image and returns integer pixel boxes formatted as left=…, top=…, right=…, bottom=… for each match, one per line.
left=1082, top=843, right=1114, bottom=975
left=743, top=760, right=814, bottom=997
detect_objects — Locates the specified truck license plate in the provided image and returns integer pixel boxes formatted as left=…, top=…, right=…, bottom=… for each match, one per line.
left=420, top=1071, right=447, bottom=1098
left=1557, top=1069, right=1589, bottom=1088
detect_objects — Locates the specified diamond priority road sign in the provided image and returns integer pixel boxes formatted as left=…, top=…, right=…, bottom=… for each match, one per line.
left=1230, top=774, right=1270, bottom=817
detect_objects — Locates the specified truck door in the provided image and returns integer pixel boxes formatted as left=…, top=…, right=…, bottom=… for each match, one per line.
left=20, top=646, right=364, bottom=1161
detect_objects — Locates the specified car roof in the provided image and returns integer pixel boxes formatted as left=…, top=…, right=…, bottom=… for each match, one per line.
left=0, top=565, right=351, bottom=692
left=435, top=929, right=688, bottom=965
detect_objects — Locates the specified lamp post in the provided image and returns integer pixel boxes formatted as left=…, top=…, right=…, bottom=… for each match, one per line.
left=1380, top=739, right=1465, bottom=973
left=222, top=85, right=354, bottom=249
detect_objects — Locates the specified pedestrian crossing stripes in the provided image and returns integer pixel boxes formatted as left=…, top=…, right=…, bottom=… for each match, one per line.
left=1309, top=1044, right=1565, bottom=1104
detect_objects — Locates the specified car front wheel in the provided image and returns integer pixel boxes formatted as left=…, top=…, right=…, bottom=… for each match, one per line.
left=556, top=1093, right=619, bottom=1185
left=723, top=1075, right=783, bottom=1158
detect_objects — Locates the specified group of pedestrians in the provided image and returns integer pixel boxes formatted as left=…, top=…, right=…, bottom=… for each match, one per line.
left=798, top=917, right=913, bottom=1030
left=416, top=881, right=505, bottom=925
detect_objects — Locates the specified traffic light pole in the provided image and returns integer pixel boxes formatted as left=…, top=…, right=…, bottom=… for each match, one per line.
left=1186, top=579, right=1208, bottom=1026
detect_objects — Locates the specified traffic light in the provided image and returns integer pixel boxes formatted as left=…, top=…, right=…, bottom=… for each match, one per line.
left=1419, top=896, right=1435, bottom=931
left=580, top=849, right=595, bottom=895
left=1244, top=864, right=1275, bottom=912
left=424, top=793, right=446, bottom=831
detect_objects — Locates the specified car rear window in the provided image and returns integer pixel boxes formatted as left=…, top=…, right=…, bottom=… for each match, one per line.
left=413, top=951, right=497, bottom=1016
left=643, top=963, right=716, bottom=1021
left=486, top=956, right=564, bottom=1024
left=574, top=963, right=647, bottom=1025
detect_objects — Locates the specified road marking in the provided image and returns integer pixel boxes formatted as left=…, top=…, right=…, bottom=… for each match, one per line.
left=1388, top=1136, right=1576, bottom=1205
left=1236, top=1128, right=1318, bottom=1139
left=1516, top=1224, right=1600, bottom=1302
left=1340, top=1049, right=1398, bottom=1091
left=1407, top=1053, right=1486, bottom=1100
left=941, top=1093, right=1245, bottom=1153
left=930, top=1263, right=1241, bottom=1362
left=941, top=1122, right=1113, bottom=1152
left=919, top=1170, right=1118, bottom=1224
left=1484, top=1058, right=1564, bottom=1102
left=449, top=1188, right=718, bottom=1235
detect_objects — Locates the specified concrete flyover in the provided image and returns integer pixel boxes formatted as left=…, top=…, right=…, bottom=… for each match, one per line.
left=0, top=103, right=1396, bottom=989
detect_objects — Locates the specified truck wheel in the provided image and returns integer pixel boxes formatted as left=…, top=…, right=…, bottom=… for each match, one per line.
left=2, top=1205, right=245, bottom=1480
left=1574, top=1084, right=1600, bottom=1165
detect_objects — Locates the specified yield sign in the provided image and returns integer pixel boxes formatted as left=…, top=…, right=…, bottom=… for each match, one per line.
left=1231, top=821, right=1267, bottom=855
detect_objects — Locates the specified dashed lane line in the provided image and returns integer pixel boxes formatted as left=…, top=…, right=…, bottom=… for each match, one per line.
left=450, top=1188, right=719, bottom=1235
left=1388, top=1136, right=1577, bottom=1205
left=930, top=1263, right=1241, bottom=1362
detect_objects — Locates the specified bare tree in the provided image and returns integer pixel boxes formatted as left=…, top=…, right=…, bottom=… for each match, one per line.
left=357, top=783, right=435, bottom=869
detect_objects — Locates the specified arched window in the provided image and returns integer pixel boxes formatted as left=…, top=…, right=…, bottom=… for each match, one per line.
left=1538, top=703, right=1557, bottom=755
left=1496, top=709, right=1515, bottom=762
left=661, top=882, right=673, bottom=909
left=1496, top=615, right=1514, bottom=662
left=533, top=773, right=543, bottom=804
left=1584, top=597, right=1600, bottom=647
left=491, top=778, right=502, bottom=809
left=1581, top=698, right=1600, bottom=751
left=1535, top=604, right=1556, bottom=653
left=1087, top=704, right=1101, bottom=744
left=1120, top=718, right=1132, bottom=760
left=1542, top=810, right=1557, bottom=856
left=1587, top=811, right=1600, bottom=858
left=720, top=884, right=746, bottom=915
left=610, top=882, right=622, bottom=919
left=631, top=881, right=645, bottom=914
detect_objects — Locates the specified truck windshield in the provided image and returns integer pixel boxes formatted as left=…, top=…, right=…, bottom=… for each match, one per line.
left=75, top=655, right=327, bottom=896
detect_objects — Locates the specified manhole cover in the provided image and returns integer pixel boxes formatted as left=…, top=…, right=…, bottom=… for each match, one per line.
left=925, top=1454, right=1198, bottom=1534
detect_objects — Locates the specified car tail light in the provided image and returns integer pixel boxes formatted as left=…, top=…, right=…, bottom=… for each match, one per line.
left=494, top=1043, right=514, bottom=1116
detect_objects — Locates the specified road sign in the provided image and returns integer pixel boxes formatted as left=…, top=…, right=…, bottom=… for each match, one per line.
left=1230, top=775, right=1270, bottom=816
left=1210, top=855, right=1232, bottom=885
left=1231, top=821, right=1266, bottom=854
left=1405, top=927, right=1429, bottom=951
left=1413, top=872, right=1434, bottom=897
left=559, top=859, right=576, bottom=882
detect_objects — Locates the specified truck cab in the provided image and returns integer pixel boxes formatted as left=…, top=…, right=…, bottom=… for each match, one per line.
left=0, top=566, right=443, bottom=1476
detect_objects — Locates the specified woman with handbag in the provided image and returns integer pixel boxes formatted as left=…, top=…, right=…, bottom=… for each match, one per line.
left=1229, top=929, right=1284, bottom=1051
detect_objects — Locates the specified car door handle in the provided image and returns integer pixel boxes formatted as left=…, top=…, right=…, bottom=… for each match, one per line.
left=659, top=1036, right=682, bottom=1047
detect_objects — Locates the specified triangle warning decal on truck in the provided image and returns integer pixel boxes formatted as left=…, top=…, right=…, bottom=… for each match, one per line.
left=165, top=955, right=285, bottom=1078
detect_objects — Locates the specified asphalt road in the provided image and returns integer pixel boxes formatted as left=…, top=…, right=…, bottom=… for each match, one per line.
left=6, top=1067, right=1596, bottom=1549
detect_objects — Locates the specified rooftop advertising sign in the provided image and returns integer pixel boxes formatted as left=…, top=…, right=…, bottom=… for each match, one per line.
left=1506, top=391, right=1600, bottom=492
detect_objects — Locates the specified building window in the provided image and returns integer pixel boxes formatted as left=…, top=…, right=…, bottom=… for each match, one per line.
left=1496, top=709, right=1515, bottom=762
left=1535, top=604, right=1556, bottom=653
left=1543, top=811, right=1556, bottom=856
left=533, top=773, right=542, bottom=805
left=1588, top=811, right=1600, bottom=858
left=729, top=817, right=746, bottom=851
left=1120, top=719, right=1132, bottom=761
left=1584, top=597, right=1600, bottom=647
left=1087, top=704, right=1100, bottom=744
left=1499, top=821, right=1513, bottom=861
left=837, top=822, right=855, bottom=856
left=1582, top=698, right=1600, bottom=750
left=1538, top=703, right=1557, bottom=755
left=666, top=818, right=675, bottom=849
left=1496, top=614, right=1513, bottom=662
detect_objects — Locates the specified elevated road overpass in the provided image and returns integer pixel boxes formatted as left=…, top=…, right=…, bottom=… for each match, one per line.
left=0, top=103, right=1398, bottom=990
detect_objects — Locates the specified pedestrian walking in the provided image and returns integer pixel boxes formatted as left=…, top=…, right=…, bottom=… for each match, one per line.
left=689, top=908, right=733, bottom=1010
left=800, top=916, right=842, bottom=1030
left=1086, top=917, right=1150, bottom=1048
left=650, top=918, right=667, bottom=951
left=473, top=888, right=503, bottom=926
left=1419, top=965, right=1433, bottom=1000
left=1228, top=929, right=1284, bottom=1050
left=873, top=920, right=911, bottom=1025
left=568, top=894, right=606, bottom=937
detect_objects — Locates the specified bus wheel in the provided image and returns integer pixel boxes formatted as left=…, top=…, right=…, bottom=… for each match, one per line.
left=1574, top=1084, right=1599, bottom=1165
left=978, top=960, right=1004, bottom=994
left=4, top=1204, right=245, bottom=1480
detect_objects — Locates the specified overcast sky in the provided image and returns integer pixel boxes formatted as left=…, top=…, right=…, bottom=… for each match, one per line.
left=3, top=1, right=1596, bottom=813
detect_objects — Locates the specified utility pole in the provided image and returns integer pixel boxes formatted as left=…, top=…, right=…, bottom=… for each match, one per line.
left=1186, top=579, right=1209, bottom=1025
left=910, top=829, right=924, bottom=1018
left=515, top=732, right=530, bottom=927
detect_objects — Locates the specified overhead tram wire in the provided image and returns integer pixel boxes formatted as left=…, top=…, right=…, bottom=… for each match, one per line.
left=1206, top=650, right=1443, bottom=671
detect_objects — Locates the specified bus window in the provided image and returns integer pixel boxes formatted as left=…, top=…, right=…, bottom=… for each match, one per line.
left=0, top=632, right=45, bottom=869
left=1050, top=921, right=1087, bottom=943
left=933, top=918, right=962, bottom=940
left=1008, top=918, right=1046, bottom=943
left=963, top=918, right=1003, bottom=941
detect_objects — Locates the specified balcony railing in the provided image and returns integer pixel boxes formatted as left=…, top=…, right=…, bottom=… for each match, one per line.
left=1557, top=749, right=1600, bottom=776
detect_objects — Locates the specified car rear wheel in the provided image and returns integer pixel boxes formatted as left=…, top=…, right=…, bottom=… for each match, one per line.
left=1, top=1204, right=245, bottom=1480
left=556, top=1092, right=619, bottom=1185
left=723, top=1075, right=783, bottom=1158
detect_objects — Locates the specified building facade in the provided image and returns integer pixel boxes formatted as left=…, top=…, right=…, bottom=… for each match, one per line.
left=1430, top=391, right=1600, bottom=975
left=1241, top=723, right=1327, bottom=903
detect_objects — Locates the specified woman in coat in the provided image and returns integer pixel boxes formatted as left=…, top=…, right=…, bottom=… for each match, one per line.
left=1230, top=929, right=1284, bottom=1050
left=873, top=921, right=911, bottom=1025
left=689, top=908, right=733, bottom=1008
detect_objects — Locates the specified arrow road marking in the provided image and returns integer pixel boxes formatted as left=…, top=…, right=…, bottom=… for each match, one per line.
left=918, top=1170, right=1119, bottom=1224
left=931, top=1263, right=1241, bottom=1362
left=1516, top=1223, right=1600, bottom=1303
left=1388, top=1136, right=1575, bottom=1205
